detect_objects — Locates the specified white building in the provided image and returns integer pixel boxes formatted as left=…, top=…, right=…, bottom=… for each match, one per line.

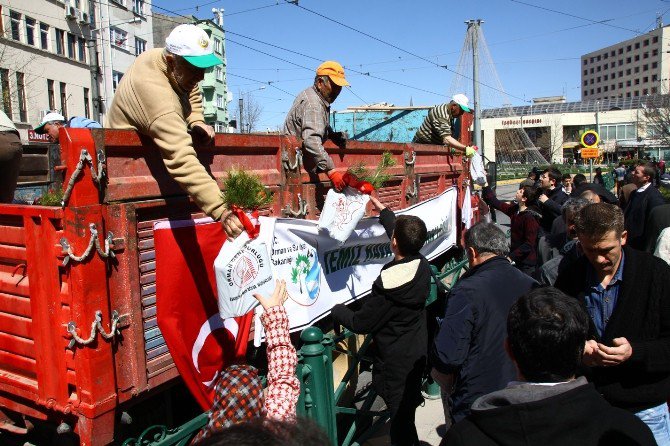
left=0, top=0, right=94, bottom=140
left=481, top=96, right=669, bottom=164
left=94, top=0, right=153, bottom=122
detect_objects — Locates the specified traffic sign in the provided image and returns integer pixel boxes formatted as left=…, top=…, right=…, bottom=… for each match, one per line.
left=581, top=130, right=600, bottom=148
left=581, top=148, right=600, bottom=159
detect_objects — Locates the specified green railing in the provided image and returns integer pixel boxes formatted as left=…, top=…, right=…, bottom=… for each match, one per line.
left=121, top=258, right=468, bottom=446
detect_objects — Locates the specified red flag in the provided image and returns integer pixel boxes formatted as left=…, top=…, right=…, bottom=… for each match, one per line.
left=154, top=218, right=253, bottom=410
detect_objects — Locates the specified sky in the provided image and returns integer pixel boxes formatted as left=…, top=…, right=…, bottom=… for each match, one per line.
left=152, top=0, right=670, bottom=130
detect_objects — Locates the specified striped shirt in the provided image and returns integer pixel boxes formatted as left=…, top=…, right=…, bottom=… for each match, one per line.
left=283, top=86, right=335, bottom=173
left=413, top=102, right=455, bottom=144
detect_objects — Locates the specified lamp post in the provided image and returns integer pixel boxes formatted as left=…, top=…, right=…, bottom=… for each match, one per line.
left=238, top=85, right=266, bottom=133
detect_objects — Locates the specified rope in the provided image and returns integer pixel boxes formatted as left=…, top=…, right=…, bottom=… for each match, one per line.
left=282, top=149, right=303, bottom=172
left=283, top=193, right=309, bottom=218
left=61, top=149, right=106, bottom=208
left=60, top=223, right=116, bottom=266
left=67, top=310, right=121, bottom=349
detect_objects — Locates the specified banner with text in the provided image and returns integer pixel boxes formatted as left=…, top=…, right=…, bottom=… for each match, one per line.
left=261, top=187, right=458, bottom=332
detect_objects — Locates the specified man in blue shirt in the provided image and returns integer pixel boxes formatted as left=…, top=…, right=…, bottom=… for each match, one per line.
left=555, top=203, right=670, bottom=445
left=34, top=111, right=101, bottom=143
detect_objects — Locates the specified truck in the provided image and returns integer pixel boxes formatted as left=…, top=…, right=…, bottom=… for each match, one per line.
left=0, top=114, right=478, bottom=445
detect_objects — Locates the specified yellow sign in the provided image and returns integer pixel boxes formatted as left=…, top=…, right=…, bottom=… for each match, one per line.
left=580, top=130, right=600, bottom=148
left=581, top=148, right=600, bottom=159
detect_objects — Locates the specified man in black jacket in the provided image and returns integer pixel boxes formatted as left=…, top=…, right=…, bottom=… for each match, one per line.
left=555, top=202, right=670, bottom=445
left=332, top=195, right=429, bottom=446
left=443, top=287, right=655, bottom=446
left=537, top=167, right=569, bottom=232
left=431, top=223, right=537, bottom=426
left=624, top=162, right=665, bottom=250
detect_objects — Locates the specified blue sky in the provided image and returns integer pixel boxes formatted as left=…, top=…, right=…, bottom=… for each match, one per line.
left=153, top=0, right=670, bottom=130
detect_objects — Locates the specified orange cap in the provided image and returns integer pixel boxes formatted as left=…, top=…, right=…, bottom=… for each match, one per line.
left=316, top=61, right=350, bottom=87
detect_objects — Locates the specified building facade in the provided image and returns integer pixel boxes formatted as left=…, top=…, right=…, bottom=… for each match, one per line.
left=0, top=0, right=94, bottom=140
left=95, top=0, right=154, bottom=122
left=581, top=24, right=670, bottom=101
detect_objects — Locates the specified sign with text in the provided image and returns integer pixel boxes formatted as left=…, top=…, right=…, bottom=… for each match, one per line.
left=28, top=130, right=50, bottom=143
left=581, top=148, right=600, bottom=159
left=581, top=130, right=600, bottom=148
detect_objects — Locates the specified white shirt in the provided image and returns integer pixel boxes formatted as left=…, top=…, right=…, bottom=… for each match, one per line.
left=636, top=182, right=651, bottom=193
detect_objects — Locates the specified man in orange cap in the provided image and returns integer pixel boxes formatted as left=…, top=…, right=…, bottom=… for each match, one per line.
left=284, top=61, right=350, bottom=190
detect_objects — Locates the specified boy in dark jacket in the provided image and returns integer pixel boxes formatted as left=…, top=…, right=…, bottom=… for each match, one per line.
left=332, top=195, right=430, bottom=446
left=483, top=184, right=542, bottom=276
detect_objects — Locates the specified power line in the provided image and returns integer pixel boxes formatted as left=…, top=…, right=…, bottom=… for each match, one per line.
left=509, top=0, right=643, bottom=35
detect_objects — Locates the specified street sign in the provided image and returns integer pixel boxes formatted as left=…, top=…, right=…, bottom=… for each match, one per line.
left=581, top=130, right=600, bottom=148
left=581, top=148, right=600, bottom=159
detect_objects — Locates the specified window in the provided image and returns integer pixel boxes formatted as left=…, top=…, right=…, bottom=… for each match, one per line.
left=10, top=11, right=21, bottom=41
left=40, top=23, right=49, bottom=50
left=216, top=94, right=224, bottom=108
left=626, top=68, right=631, bottom=75
left=635, top=42, right=640, bottom=49
left=634, top=55, right=639, bottom=61
left=610, top=62, right=615, bottom=68
left=635, top=78, right=640, bottom=85
left=590, top=79, right=594, bottom=85
left=84, top=88, right=90, bottom=118
left=67, top=33, right=76, bottom=58
left=56, top=29, right=65, bottom=55
left=60, top=82, right=67, bottom=116
left=619, top=82, right=623, bottom=89
left=603, top=53, right=608, bottom=59
left=590, top=68, right=594, bottom=74
left=215, top=122, right=225, bottom=132
left=590, top=89, right=594, bottom=94
left=618, top=71, right=623, bottom=77
left=214, top=38, right=222, bottom=54
left=643, top=39, right=649, bottom=46
left=583, top=80, right=587, bottom=86
left=597, top=65, right=601, bottom=72
left=597, top=76, right=601, bottom=82
left=78, top=37, right=86, bottom=62
left=611, top=50, right=615, bottom=56
left=604, top=85, right=608, bottom=92
left=583, top=69, right=587, bottom=75
left=604, top=75, right=608, bottom=81
left=597, top=55, right=601, bottom=61
left=626, top=57, right=631, bottom=63
left=25, top=17, right=35, bottom=46
left=634, top=66, right=640, bottom=73
left=652, top=87, right=657, bottom=94
left=47, top=79, right=55, bottom=110
left=618, top=59, right=623, bottom=66
left=652, top=62, right=658, bottom=69
left=643, top=76, right=649, bottom=83
left=583, top=59, right=587, bottom=65
left=626, top=92, right=631, bottom=98
left=215, top=65, right=223, bottom=81
left=110, top=27, right=128, bottom=49
left=597, top=87, right=601, bottom=93
left=626, top=45, right=631, bottom=52
left=134, top=37, right=146, bottom=56
left=618, top=48, right=623, bottom=54
left=1, top=69, right=11, bottom=117
left=653, top=36, right=659, bottom=43
left=133, top=0, right=145, bottom=16
left=111, top=0, right=126, bottom=6
left=584, top=91, right=588, bottom=97
left=653, top=74, right=658, bottom=82
left=16, top=72, right=26, bottom=123
left=643, top=52, right=649, bottom=59
left=653, top=49, right=659, bottom=56
left=590, top=57, right=595, bottom=63
left=626, top=80, right=631, bottom=87
left=112, top=71, right=123, bottom=92
left=643, top=88, right=648, bottom=95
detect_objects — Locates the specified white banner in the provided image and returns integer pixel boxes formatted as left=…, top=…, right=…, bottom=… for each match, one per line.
left=258, top=187, right=458, bottom=332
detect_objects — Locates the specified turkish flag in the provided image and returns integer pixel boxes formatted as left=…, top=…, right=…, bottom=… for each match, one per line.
left=154, top=218, right=253, bottom=410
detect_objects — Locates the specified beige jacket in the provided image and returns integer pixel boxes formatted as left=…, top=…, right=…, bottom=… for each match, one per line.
left=105, top=48, right=226, bottom=220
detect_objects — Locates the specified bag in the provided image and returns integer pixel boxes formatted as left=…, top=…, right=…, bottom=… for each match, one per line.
left=318, top=187, right=370, bottom=244
left=214, top=231, right=275, bottom=319
left=469, top=151, right=487, bottom=186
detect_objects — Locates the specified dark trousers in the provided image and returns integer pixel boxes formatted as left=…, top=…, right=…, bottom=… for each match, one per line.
left=388, top=363, right=424, bottom=446
left=0, top=131, right=22, bottom=203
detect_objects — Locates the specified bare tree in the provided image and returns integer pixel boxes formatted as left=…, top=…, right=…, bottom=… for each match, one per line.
left=640, top=94, right=670, bottom=147
left=232, top=92, right=264, bottom=133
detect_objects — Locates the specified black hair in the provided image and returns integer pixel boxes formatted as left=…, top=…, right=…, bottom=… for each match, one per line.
left=542, top=167, right=562, bottom=184
left=394, top=215, right=428, bottom=256
left=572, top=173, right=587, bottom=188
left=196, top=418, right=331, bottom=446
left=561, top=173, right=572, bottom=181
left=639, top=162, right=656, bottom=181
left=507, top=287, right=589, bottom=383
left=519, top=185, right=540, bottom=203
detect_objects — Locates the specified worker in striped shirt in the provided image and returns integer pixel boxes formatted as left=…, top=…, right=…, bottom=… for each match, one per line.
left=413, top=94, right=477, bottom=157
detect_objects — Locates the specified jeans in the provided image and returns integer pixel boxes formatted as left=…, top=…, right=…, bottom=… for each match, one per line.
left=636, top=403, right=670, bottom=446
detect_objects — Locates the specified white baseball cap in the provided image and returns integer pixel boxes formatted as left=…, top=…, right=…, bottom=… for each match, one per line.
left=34, top=112, right=66, bottom=134
left=452, top=94, right=471, bottom=112
left=165, top=24, right=223, bottom=69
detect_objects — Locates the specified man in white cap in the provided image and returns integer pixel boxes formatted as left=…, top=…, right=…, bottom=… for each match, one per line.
left=106, top=24, right=243, bottom=237
left=284, top=61, right=350, bottom=191
left=413, top=94, right=477, bottom=157
left=34, top=111, right=101, bottom=143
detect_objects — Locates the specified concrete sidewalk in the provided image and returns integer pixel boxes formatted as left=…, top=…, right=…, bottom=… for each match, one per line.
left=362, top=396, right=446, bottom=446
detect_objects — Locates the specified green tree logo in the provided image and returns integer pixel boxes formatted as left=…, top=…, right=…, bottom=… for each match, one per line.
left=291, top=254, right=310, bottom=293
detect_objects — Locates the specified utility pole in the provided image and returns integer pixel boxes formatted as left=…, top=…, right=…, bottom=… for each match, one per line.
left=238, top=97, right=244, bottom=133
left=466, top=19, right=484, bottom=158
left=87, top=38, right=102, bottom=122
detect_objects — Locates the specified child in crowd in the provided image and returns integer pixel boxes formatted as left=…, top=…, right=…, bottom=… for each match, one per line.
left=332, top=196, right=430, bottom=446
left=483, top=184, right=542, bottom=276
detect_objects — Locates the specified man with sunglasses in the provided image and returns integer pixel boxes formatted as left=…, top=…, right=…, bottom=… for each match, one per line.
left=106, top=24, right=244, bottom=238
left=284, top=61, right=350, bottom=191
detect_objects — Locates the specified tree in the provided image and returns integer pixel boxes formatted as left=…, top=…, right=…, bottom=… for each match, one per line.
left=232, top=92, right=264, bottom=133
left=640, top=94, right=670, bottom=147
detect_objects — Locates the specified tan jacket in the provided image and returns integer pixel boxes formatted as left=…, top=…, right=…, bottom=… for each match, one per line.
left=105, top=48, right=226, bottom=220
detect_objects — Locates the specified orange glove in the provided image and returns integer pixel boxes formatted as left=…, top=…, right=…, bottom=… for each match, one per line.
left=328, top=170, right=346, bottom=191
left=343, top=172, right=374, bottom=195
